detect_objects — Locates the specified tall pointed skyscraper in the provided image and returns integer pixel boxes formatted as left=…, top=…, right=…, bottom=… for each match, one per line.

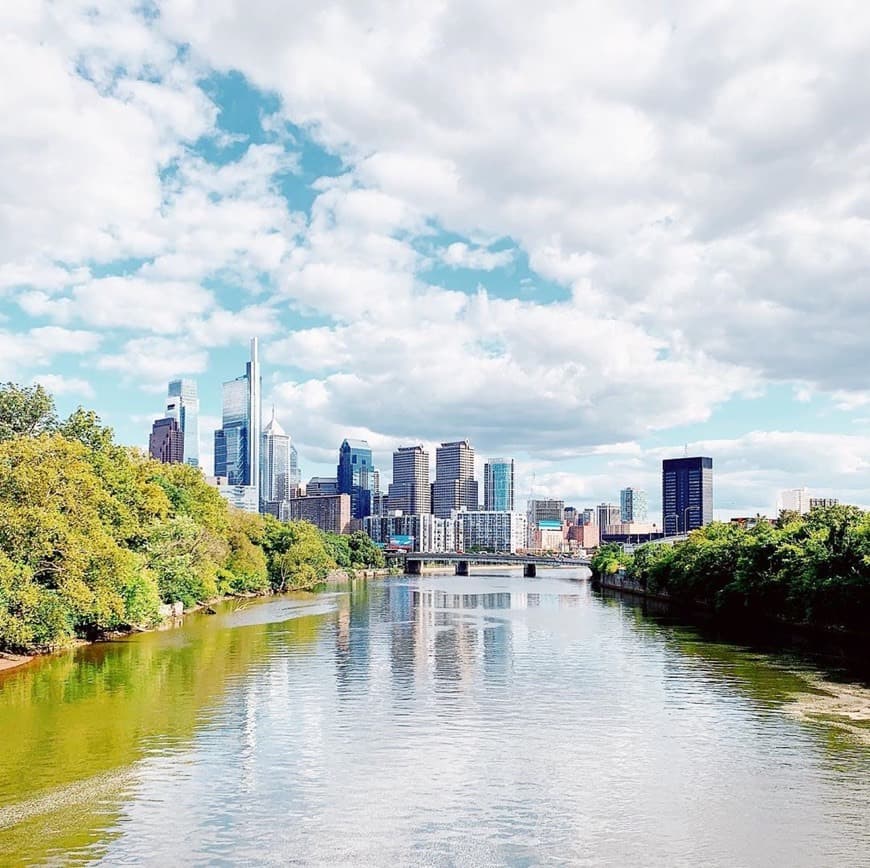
left=214, top=338, right=263, bottom=492
left=249, top=338, right=261, bottom=495
left=261, top=406, right=290, bottom=508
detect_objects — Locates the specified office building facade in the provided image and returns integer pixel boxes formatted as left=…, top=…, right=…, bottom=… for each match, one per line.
left=597, top=502, right=622, bottom=530
left=337, top=439, right=375, bottom=520
left=662, top=456, right=713, bottom=534
left=307, top=477, right=339, bottom=496
left=484, top=458, right=515, bottom=511
left=527, top=499, right=565, bottom=526
left=149, top=416, right=184, bottom=464
left=166, top=378, right=200, bottom=468
left=215, top=483, right=259, bottom=514
left=620, top=487, right=648, bottom=523
left=387, top=445, right=431, bottom=514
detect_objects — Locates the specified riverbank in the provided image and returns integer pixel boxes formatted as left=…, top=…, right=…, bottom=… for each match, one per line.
left=0, top=578, right=334, bottom=676
left=0, top=654, right=32, bottom=674
left=595, top=574, right=870, bottom=681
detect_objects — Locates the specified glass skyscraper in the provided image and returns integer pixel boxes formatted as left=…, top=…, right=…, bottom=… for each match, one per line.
left=484, top=458, right=515, bottom=511
left=166, top=378, right=200, bottom=468
left=337, top=439, right=374, bottom=519
left=662, top=456, right=713, bottom=534
left=214, top=339, right=261, bottom=489
left=261, top=407, right=290, bottom=505
left=619, top=487, right=648, bottom=522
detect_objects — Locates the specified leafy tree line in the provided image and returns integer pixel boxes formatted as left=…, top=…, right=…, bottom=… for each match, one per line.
left=0, top=383, right=384, bottom=654
left=591, top=507, right=870, bottom=632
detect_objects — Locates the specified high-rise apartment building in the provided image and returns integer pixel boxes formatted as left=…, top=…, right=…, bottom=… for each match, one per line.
left=780, top=488, right=810, bottom=515
left=337, top=439, right=375, bottom=519
left=261, top=407, right=290, bottom=507
left=166, top=379, right=200, bottom=468
left=214, top=339, right=261, bottom=489
left=662, top=456, right=713, bottom=534
left=596, top=502, right=622, bottom=531
left=620, top=488, right=648, bottom=523
left=809, top=497, right=839, bottom=510
left=484, top=458, right=515, bottom=511
left=149, top=417, right=184, bottom=464
left=459, top=511, right=528, bottom=554
left=387, top=445, right=431, bottom=514
left=433, top=440, right=478, bottom=517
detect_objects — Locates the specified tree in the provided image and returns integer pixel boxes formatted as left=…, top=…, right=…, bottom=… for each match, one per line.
left=263, top=519, right=335, bottom=592
left=0, top=383, right=56, bottom=441
left=347, top=531, right=385, bottom=568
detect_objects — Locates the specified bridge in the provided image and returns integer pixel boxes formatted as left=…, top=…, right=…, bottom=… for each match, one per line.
left=385, top=551, right=591, bottom=578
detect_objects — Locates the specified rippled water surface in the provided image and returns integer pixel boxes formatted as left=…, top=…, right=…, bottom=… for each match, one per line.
left=2, top=569, right=869, bottom=866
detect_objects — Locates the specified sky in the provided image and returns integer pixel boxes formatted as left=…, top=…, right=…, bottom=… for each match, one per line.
left=1, top=0, right=869, bottom=520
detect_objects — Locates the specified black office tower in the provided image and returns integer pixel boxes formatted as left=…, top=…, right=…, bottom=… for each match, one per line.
left=662, top=457, right=713, bottom=534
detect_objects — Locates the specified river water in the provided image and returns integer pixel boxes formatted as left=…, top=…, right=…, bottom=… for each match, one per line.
left=1, top=569, right=869, bottom=866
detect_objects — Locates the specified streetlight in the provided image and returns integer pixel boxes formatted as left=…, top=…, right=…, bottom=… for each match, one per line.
left=664, top=506, right=699, bottom=536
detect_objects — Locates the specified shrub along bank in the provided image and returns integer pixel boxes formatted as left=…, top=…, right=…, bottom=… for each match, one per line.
left=591, top=508, right=870, bottom=634
left=0, top=383, right=384, bottom=654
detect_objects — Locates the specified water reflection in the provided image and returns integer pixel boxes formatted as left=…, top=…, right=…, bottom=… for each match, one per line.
left=1, top=572, right=869, bottom=867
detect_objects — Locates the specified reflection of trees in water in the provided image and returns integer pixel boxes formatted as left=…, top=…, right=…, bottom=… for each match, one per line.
left=596, top=586, right=870, bottom=754
left=0, top=602, right=328, bottom=862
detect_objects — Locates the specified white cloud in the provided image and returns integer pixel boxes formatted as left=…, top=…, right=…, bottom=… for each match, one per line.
left=96, top=337, right=209, bottom=391
left=441, top=243, right=514, bottom=271
left=156, top=0, right=870, bottom=396
left=32, top=373, right=95, bottom=399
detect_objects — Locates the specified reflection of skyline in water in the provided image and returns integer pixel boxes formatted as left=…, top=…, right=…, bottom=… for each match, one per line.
left=333, top=581, right=586, bottom=697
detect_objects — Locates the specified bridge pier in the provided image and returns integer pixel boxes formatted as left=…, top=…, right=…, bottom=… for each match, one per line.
left=455, top=560, right=470, bottom=576
left=406, top=559, right=422, bottom=576
left=524, top=563, right=537, bottom=578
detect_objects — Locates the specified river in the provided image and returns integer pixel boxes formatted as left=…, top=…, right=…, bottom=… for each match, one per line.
left=1, top=569, right=869, bottom=866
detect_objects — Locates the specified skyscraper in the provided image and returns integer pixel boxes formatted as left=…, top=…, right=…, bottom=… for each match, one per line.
left=166, top=379, right=200, bottom=468
left=387, top=445, right=430, bottom=514
left=596, top=502, right=622, bottom=531
left=214, top=338, right=262, bottom=489
left=149, top=417, right=184, bottom=464
left=289, top=443, right=301, bottom=488
left=620, top=487, right=648, bottom=522
left=484, top=458, right=515, bottom=511
left=337, top=439, right=375, bottom=519
left=662, top=456, right=713, bottom=534
left=261, top=407, right=290, bottom=506
left=433, top=440, right=478, bottom=517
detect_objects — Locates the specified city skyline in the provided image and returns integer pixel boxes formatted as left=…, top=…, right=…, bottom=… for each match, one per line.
left=3, top=2, right=869, bottom=518
left=141, top=343, right=847, bottom=521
